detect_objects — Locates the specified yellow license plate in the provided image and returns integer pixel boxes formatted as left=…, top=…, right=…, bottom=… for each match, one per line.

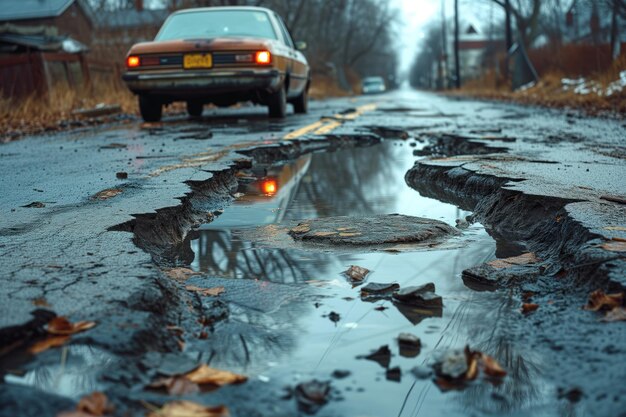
left=183, top=53, right=212, bottom=69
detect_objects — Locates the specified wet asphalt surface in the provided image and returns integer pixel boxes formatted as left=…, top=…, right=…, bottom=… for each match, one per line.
left=0, top=89, right=625, bottom=417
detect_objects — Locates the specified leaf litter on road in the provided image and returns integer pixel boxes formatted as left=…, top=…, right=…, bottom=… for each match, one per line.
left=149, top=364, right=247, bottom=395
left=146, top=401, right=229, bottom=417
left=185, top=285, right=225, bottom=297
left=56, top=391, right=113, bottom=417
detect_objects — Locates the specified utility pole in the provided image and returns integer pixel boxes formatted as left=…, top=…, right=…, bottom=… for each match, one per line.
left=504, top=0, right=513, bottom=81
left=440, top=0, right=448, bottom=89
left=454, top=0, right=460, bottom=88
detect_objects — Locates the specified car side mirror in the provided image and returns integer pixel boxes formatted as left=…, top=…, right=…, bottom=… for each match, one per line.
left=295, top=41, right=307, bottom=51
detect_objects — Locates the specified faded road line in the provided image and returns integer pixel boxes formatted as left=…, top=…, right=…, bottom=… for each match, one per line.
left=283, top=102, right=379, bottom=140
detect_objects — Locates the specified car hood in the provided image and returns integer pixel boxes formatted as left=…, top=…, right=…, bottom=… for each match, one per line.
left=128, top=37, right=277, bottom=55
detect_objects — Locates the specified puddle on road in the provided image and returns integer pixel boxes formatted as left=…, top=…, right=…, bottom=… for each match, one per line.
left=185, top=141, right=551, bottom=416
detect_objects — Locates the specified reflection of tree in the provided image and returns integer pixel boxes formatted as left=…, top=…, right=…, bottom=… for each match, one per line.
left=283, top=143, right=399, bottom=219
left=7, top=346, right=114, bottom=399
left=192, top=229, right=333, bottom=284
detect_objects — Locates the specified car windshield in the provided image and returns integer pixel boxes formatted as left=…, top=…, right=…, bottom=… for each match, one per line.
left=363, top=79, right=384, bottom=86
left=156, top=10, right=278, bottom=41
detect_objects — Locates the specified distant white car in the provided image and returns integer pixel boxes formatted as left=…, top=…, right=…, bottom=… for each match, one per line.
left=361, top=76, right=386, bottom=94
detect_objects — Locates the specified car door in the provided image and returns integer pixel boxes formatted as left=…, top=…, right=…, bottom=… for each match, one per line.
left=274, top=14, right=308, bottom=97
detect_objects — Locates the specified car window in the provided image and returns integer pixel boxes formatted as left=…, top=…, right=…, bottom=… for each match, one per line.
left=274, top=15, right=294, bottom=48
left=156, top=10, right=278, bottom=41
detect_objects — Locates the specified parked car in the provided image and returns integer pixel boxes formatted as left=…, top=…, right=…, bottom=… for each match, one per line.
left=361, top=76, right=386, bottom=94
left=122, top=7, right=310, bottom=121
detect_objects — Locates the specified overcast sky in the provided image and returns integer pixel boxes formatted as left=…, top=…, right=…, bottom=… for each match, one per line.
left=394, top=0, right=503, bottom=74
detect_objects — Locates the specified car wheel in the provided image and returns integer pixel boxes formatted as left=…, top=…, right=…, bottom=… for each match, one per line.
left=292, top=87, right=308, bottom=114
left=268, top=87, right=287, bottom=118
left=187, top=100, right=203, bottom=117
left=139, top=96, right=162, bottom=122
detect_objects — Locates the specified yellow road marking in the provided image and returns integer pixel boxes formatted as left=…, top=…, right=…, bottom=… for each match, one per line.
left=313, top=120, right=342, bottom=135
left=283, top=120, right=326, bottom=139
left=283, top=102, right=378, bottom=140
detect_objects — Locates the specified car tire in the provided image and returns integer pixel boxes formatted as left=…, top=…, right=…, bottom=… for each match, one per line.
left=139, top=96, right=162, bottom=122
left=292, top=86, right=308, bottom=114
left=268, top=87, right=287, bottom=118
left=187, top=100, right=203, bottom=117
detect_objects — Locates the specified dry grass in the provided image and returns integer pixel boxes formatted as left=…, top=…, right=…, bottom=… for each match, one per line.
left=309, top=73, right=353, bottom=99
left=1, top=68, right=356, bottom=142
left=0, top=75, right=138, bottom=142
left=452, top=52, right=626, bottom=117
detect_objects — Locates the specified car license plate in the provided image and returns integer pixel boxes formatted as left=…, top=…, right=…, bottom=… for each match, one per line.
left=183, top=53, right=212, bottom=69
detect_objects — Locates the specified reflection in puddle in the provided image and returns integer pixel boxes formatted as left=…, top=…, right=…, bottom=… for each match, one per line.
left=5, top=345, right=115, bottom=400
left=184, top=142, right=554, bottom=416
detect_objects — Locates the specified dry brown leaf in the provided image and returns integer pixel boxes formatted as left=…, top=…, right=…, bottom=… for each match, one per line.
left=147, top=401, right=229, bottom=417
left=32, top=297, right=51, bottom=307
left=185, top=365, right=247, bottom=386
left=165, top=267, right=200, bottom=281
left=93, top=188, right=122, bottom=200
left=488, top=253, right=539, bottom=269
left=602, top=307, right=626, bottom=322
left=47, top=317, right=96, bottom=335
left=150, top=377, right=200, bottom=396
left=344, top=265, right=370, bottom=282
left=601, top=239, right=626, bottom=252
left=290, top=223, right=311, bottom=234
left=521, top=303, right=539, bottom=314
left=481, top=354, right=507, bottom=378
left=338, top=232, right=362, bottom=237
left=29, top=335, right=70, bottom=354
left=185, top=285, right=225, bottom=297
left=584, top=290, right=624, bottom=311
left=76, top=392, right=111, bottom=416
left=465, top=355, right=479, bottom=380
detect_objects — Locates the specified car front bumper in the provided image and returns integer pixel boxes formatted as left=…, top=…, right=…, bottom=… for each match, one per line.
left=122, top=69, right=282, bottom=96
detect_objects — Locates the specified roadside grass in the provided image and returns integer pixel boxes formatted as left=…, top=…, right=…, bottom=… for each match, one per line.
left=2, top=70, right=359, bottom=143
left=0, top=75, right=137, bottom=142
left=451, top=50, right=626, bottom=117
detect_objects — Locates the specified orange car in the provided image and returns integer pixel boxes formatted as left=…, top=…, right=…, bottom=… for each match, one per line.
left=122, top=6, right=310, bottom=121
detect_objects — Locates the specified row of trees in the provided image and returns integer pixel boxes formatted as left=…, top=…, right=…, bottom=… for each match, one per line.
left=410, top=0, right=626, bottom=90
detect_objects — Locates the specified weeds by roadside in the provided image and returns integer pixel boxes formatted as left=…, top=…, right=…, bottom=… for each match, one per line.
left=450, top=54, right=626, bottom=117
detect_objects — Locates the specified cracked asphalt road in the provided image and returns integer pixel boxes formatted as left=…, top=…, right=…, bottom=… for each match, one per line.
left=0, top=89, right=625, bottom=417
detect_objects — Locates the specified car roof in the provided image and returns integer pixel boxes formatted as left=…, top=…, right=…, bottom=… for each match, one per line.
left=171, top=6, right=275, bottom=16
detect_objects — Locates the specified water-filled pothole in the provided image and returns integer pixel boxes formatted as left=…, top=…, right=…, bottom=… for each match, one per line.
left=182, top=141, right=549, bottom=416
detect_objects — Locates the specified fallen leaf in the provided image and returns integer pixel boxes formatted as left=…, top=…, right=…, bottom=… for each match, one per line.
left=147, top=401, right=229, bottom=417
left=47, top=317, right=96, bottom=335
left=521, top=303, right=539, bottom=314
left=488, top=253, right=539, bottom=269
left=601, top=239, right=626, bottom=252
left=29, top=335, right=70, bottom=354
left=290, top=223, right=311, bottom=234
left=93, top=189, right=122, bottom=200
left=480, top=354, right=507, bottom=378
left=584, top=290, right=624, bottom=311
left=338, top=232, right=362, bottom=237
left=165, top=267, right=200, bottom=281
left=150, top=377, right=200, bottom=396
left=185, top=285, right=225, bottom=297
left=32, top=297, right=51, bottom=307
left=77, top=392, right=111, bottom=416
left=185, top=365, right=247, bottom=386
left=602, top=307, right=626, bottom=322
left=343, top=265, right=370, bottom=282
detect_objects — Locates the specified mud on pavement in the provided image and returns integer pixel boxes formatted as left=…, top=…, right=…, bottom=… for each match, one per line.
left=0, top=90, right=625, bottom=417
